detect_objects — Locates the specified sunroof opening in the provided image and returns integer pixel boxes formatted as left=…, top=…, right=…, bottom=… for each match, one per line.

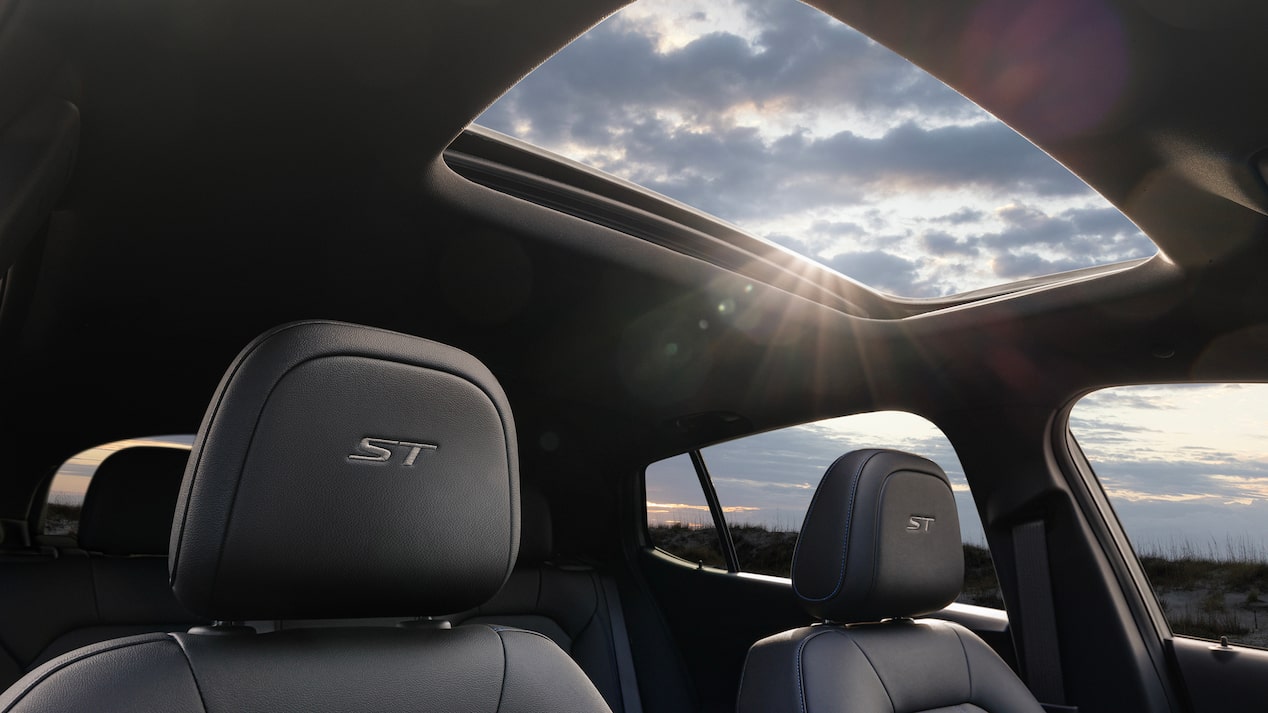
left=475, top=0, right=1157, bottom=298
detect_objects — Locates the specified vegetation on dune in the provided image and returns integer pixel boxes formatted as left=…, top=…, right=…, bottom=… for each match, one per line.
left=648, top=524, right=1003, bottom=607
left=43, top=502, right=81, bottom=537
left=961, top=543, right=1004, bottom=608
left=649, top=525, right=1268, bottom=644
left=1140, top=555, right=1268, bottom=594
left=1138, top=545, right=1268, bottom=643
left=651, top=523, right=729, bottom=570
left=37, top=507, right=1268, bottom=645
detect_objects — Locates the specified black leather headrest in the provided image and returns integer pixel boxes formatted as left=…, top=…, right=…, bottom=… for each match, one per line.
left=792, top=449, right=963, bottom=622
left=77, top=447, right=189, bottom=555
left=170, top=321, right=519, bottom=620
left=517, top=487, right=553, bottom=564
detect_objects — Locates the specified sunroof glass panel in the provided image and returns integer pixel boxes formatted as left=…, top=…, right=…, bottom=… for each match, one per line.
left=476, top=0, right=1156, bottom=298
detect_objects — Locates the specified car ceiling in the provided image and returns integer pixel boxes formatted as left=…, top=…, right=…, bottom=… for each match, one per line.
left=1, top=0, right=1268, bottom=517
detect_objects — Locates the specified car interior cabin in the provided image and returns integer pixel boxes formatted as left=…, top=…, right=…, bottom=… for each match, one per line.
left=2, top=0, right=1268, bottom=711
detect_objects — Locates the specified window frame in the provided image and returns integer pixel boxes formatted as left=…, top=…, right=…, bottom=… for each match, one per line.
left=1063, top=383, right=1268, bottom=651
left=1056, top=405, right=1175, bottom=645
left=38, top=435, right=194, bottom=539
left=641, top=412, right=999, bottom=595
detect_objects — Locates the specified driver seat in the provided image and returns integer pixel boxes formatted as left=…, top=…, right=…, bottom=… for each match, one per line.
left=0, top=321, right=612, bottom=713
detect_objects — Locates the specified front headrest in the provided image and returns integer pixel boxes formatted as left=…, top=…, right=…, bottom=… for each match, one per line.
left=170, top=321, right=519, bottom=620
left=78, top=447, right=189, bottom=555
left=792, top=449, right=963, bottom=622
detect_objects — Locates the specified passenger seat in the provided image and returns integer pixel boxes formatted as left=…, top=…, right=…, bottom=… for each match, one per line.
left=736, top=449, right=1044, bottom=713
left=0, top=447, right=203, bottom=688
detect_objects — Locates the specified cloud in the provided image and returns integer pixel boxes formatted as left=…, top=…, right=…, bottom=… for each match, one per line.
left=476, top=0, right=1156, bottom=297
left=923, top=231, right=980, bottom=258
left=1075, top=389, right=1169, bottom=412
left=826, top=250, right=926, bottom=296
left=487, top=0, right=982, bottom=143
left=940, top=208, right=986, bottom=225
left=482, top=0, right=1086, bottom=216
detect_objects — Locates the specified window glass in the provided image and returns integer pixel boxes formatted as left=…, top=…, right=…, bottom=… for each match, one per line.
left=43, top=435, right=194, bottom=537
left=646, top=412, right=1001, bottom=607
left=645, top=452, right=726, bottom=568
left=475, top=0, right=1155, bottom=297
left=1070, top=385, right=1268, bottom=647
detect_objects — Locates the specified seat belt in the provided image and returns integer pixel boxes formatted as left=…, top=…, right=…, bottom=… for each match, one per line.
left=1013, top=519, right=1076, bottom=713
left=600, top=575, right=645, bottom=713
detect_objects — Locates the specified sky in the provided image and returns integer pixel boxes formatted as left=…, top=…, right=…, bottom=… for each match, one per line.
left=46, top=434, right=193, bottom=504
left=646, top=411, right=988, bottom=543
left=646, top=386, right=1268, bottom=560
left=48, top=393, right=1268, bottom=562
left=477, top=0, right=1263, bottom=561
left=475, top=0, right=1156, bottom=298
left=1070, top=385, right=1268, bottom=560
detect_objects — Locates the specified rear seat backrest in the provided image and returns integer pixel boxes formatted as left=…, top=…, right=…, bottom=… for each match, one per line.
left=0, top=447, right=204, bottom=689
left=449, top=488, right=643, bottom=713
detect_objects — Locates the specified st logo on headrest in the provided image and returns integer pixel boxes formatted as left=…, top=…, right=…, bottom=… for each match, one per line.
left=906, top=515, right=935, bottom=532
left=348, top=437, right=438, bottom=467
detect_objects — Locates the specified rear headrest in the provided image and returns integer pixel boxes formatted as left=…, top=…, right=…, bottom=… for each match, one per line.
left=170, top=321, right=519, bottom=620
left=518, top=487, right=554, bottom=564
left=792, top=449, right=963, bottom=622
left=77, top=447, right=189, bottom=555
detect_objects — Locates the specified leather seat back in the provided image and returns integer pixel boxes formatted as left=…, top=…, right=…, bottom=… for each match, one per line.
left=737, top=449, right=1044, bottom=713
left=1, top=321, right=612, bottom=713
left=452, top=488, right=640, bottom=712
left=0, top=447, right=203, bottom=690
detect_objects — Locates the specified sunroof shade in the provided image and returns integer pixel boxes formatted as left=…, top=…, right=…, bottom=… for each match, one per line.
left=476, top=0, right=1157, bottom=298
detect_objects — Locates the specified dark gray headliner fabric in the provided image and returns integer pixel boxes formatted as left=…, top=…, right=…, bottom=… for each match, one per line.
left=169, top=321, right=519, bottom=620
left=792, top=449, right=963, bottom=622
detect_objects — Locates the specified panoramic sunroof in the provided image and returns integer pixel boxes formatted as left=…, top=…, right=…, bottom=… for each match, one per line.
left=476, top=0, right=1157, bottom=298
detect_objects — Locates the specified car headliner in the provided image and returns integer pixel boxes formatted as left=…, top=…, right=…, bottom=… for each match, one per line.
left=1, top=0, right=1266, bottom=521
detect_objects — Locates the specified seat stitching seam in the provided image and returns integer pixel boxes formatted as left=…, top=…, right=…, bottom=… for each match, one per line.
left=848, top=634, right=897, bottom=713
left=488, top=624, right=555, bottom=643
left=794, top=449, right=882, bottom=603
left=491, top=626, right=511, bottom=713
left=950, top=624, right=975, bottom=705
left=168, top=633, right=211, bottom=713
left=595, top=573, right=624, bottom=703
left=794, top=628, right=835, bottom=713
left=0, top=635, right=170, bottom=713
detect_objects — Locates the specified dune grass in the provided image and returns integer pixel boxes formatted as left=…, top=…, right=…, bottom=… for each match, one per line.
left=648, top=525, right=1268, bottom=641
left=36, top=505, right=1268, bottom=644
left=649, top=524, right=1003, bottom=606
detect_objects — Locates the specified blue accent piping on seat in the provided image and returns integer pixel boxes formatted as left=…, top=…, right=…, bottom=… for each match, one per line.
left=792, top=449, right=884, bottom=603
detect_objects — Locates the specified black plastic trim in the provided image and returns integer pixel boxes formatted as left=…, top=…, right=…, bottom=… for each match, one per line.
left=1054, top=403, right=1184, bottom=709
left=688, top=450, right=739, bottom=573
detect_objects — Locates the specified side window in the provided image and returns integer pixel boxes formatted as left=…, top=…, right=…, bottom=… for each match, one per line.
left=645, top=453, right=726, bottom=569
left=43, top=435, right=194, bottom=537
left=1070, top=385, right=1268, bottom=648
left=645, top=411, right=1001, bottom=608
